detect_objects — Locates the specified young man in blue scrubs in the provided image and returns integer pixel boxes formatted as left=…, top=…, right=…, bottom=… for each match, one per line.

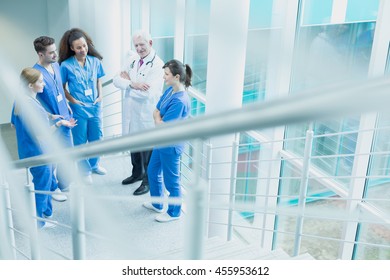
left=33, top=36, right=74, bottom=201
left=59, top=28, right=106, bottom=184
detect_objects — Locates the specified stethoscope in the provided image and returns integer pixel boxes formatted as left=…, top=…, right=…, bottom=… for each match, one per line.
left=130, top=52, right=157, bottom=72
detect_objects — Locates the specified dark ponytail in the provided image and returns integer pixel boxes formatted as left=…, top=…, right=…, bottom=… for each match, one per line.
left=184, top=64, right=192, bottom=88
left=163, top=59, right=192, bottom=89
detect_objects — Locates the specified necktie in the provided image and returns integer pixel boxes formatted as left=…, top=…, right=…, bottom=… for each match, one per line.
left=139, top=58, right=144, bottom=68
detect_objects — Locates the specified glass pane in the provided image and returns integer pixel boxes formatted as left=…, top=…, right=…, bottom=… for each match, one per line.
left=249, top=0, right=274, bottom=29
left=346, top=0, right=380, bottom=22
left=302, top=0, right=334, bottom=26
left=152, top=37, right=174, bottom=63
left=243, top=29, right=271, bottom=104
left=236, top=134, right=261, bottom=220
left=354, top=220, right=390, bottom=260
left=131, top=0, right=141, bottom=31
left=292, top=22, right=376, bottom=91
left=365, top=113, right=390, bottom=214
left=150, top=0, right=175, bottom=37
left=274, top=199, right=346, bottom=259
left=184, top=0, right=211, bottom=93
left=285, top=21, right=376, bottom=187
left=278, top=161, right=338, bottom=206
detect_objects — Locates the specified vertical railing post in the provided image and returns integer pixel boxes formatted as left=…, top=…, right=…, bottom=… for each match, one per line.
left=293, top=126, right=314, bottom=256
left=70, top=181, right=87, bottom=260
left=203, top=142, right=212, bottom=237
left=184, top=139, right=207, bottom=259
left=24, top=170, right=40, bottom=259
left=0, top=174, right=16, bottom=259
left=227, top=139, right=239, bottom=241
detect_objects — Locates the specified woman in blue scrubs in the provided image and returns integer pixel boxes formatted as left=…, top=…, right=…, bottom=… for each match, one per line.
left=59, top=28, right=106, bottom=183
left=143, top=59, right=192, bottom=222
left=13, top=68, right=76, bottom=228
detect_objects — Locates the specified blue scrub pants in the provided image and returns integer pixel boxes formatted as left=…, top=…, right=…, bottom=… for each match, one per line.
left=30, top=165, right=57, bottom=227
left=148, top=147, right=182, bottom=217
left=72, top=115, right=103, bottom=175
left=56, top=127, right=73, bottom=190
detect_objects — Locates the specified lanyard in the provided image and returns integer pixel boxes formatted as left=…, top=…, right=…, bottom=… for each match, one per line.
left=47, top=65, right=61, bottom=95
left=73, top=56, right=91, bottom=89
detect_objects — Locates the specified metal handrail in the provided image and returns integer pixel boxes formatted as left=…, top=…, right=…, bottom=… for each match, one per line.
left=11, top=76, right=390, bottom=169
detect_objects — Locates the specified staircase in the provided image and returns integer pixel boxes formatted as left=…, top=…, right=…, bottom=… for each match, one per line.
left=153, top=237, right=315, bottom=260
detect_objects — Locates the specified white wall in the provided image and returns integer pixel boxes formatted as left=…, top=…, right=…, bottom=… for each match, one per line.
left=0, top=0, right=69, bottom=124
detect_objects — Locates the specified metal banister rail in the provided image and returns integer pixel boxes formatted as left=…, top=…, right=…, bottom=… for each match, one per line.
left=11, top=76, right=390, bottom=170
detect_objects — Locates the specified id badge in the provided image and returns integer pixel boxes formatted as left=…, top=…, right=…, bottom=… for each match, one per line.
left=85, top=88, right=93, bottom=96
left=57, top=94, right=63, bottom=102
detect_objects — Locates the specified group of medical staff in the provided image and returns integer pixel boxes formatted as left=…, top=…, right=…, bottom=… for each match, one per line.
left=12, top=28, right=193, bottom=228
left=12, top=28, right=106, bottom=228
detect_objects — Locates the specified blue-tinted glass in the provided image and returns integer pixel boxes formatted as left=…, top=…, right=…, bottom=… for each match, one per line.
left=152, top=37, right=174, bottom=63
left=150, top=0, right=175, bottom=37
left=354, top=223, right=390, bottom=260
left=303, top=0, right=333, bottom=25
left=243, top=29, right=271, bottom=104
left=346, top=0, right=379, bottom=22
left=185, top=0, right=211, bottom=93
left=131, top=0, right=141, bottom=32
left=249, top=0, right=274, bottom=29
left=365, top=113, right=390, bottom=215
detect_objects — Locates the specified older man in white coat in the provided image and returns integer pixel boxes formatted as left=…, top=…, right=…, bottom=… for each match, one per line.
left=113, top=30, right=164, bottom=195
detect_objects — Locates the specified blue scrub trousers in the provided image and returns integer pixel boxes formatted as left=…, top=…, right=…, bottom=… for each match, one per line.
left=56, top=127, right=73, bottom=190
left=148, top=147, right=182, bottom=217
left=72, top=115, right=103, bottom=175
left=30, top=165, right=57, bottom=227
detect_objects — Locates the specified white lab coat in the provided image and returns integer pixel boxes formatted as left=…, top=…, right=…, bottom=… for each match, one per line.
left=113, top=49, right=164, bottom=134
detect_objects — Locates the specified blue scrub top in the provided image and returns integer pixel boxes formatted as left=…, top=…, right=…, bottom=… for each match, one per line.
left=12, top=97, right=50, bottom=159
left=60, top=55, right=105, bottom=118
left=34, top=62, right=72, bottom=140
left=156, top=86, right=190, bottom=153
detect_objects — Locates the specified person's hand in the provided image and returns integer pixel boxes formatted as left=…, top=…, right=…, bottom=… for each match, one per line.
left=51, top=114, right=64, bottom=120
left=72, top=99, right=85, bottom=106
left=120, top=71, right=130, bottom=80
left=132, top=82, right=150, bottom=91
left=93, top=96, right=103, bottom=105
left=56, top=118, right=77, bottom=128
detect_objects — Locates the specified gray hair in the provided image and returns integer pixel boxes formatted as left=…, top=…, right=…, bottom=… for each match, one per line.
left=132, top=30, right=152, bottom=42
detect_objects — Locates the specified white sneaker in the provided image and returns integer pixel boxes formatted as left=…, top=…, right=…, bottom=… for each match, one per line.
left=155, top=213, right=180, bottom=222
left=83, top=174, right=93, bottom=185
left=40, top=222, right=56, bottom=229
left=92, top=166, right=107, bottom=175
left=52, top=188, right=67, bottom=202
left=43, top=213, right=53, bottom=219
left=142, top=202, right=164, bottom=213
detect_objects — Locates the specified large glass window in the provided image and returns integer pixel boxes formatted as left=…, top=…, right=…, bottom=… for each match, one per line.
left=150, top=0, right=175, bottom=62
left=365, top=113, right=390, bottom=214
left=184, top=0, right=210, bottom=93
left=285, top=22, right=376, bottom=188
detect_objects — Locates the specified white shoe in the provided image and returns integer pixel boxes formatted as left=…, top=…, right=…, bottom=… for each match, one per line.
left=92, top=166, right=107, bottom=175
left=51, top=188, right=67, bottom=202
left=40, top=222, right=56, bottom=229
left=143, top=202, right=164, bottom=213
left=43, top=213, right=53, bottom=219
left=83, top=175, right=93, bottom=185
left=155, top=213, right=180, bottom=222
